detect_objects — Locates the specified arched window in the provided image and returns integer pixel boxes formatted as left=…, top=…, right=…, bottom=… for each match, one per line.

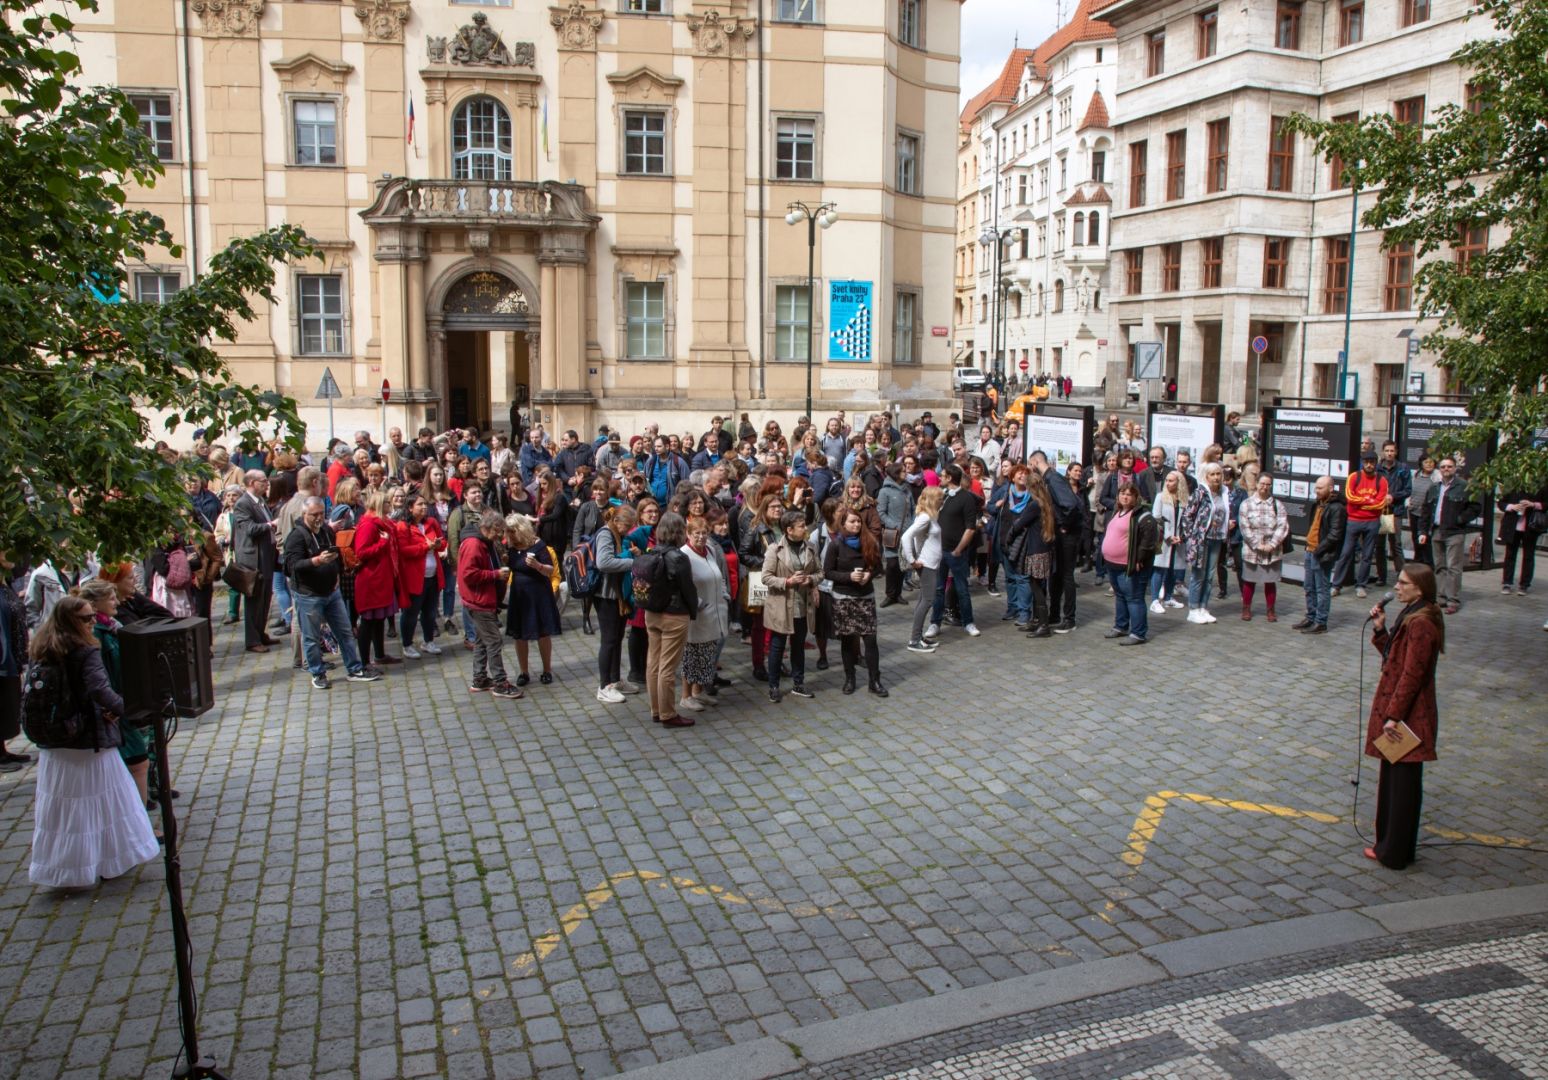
left=1088, top=212, right=1101, bottom=245
left=1072, top=212, right=1085, bottom=245
left=452, top=97, right=513, bottom=180
left=1053, top=279, right=1065, bottom=312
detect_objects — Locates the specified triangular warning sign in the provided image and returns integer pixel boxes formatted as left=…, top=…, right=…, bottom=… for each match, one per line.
left=315, top=367, right=342, bottom=400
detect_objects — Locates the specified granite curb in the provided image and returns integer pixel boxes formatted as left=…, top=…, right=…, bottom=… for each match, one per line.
left=613, top=882, right=1548, bottom=1080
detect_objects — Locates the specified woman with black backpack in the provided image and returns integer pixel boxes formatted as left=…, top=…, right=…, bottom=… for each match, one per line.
left=25, top=596, right=160, bottom=889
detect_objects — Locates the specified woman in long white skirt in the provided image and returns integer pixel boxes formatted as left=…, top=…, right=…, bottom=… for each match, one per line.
left=27, top=597, right=159, bottom=889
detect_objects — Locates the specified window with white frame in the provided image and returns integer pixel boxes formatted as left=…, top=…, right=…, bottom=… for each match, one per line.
left=134, top=272, right=180, bottom=305
left=129, top=93, right=175, bottom=161
left=898, top=0, right=921, bottom=48
left=623, top=0, right=665, bottom=12
left=625, top=281, right=667, bottom=357
left=297, top=274, right=346, bottom=355
left=293, top=99, right=338, bottom=166
left=1057, top=93, right=1072, bottom=130
left=452, top=97, right=512, bottom=180
left=774, top=284, right=811, bottom=360
left=893, top=289, right=919, bottom=365
left=895, top=130, right=920, bottom=195
left=623, top=110, right=669, bottom=175
left=776, top=0, right=817, bottom=22
left=774, top=115, right=818, bottom=181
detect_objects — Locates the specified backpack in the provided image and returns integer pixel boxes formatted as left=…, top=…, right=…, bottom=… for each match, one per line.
left=334, top=528, right=361, bottom=571
left=647, top=458, right=672, bottom=502
left=20, top=657, right=96, bottom=750
left=630, top=548, right=674, bottom=612
left=564, top=535, right=601, bottom=597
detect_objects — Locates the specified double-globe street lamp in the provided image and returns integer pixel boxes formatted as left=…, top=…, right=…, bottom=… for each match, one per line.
left=785, top=201, right=839, bottom=420
left=979, top=225, right=1015, bottom=386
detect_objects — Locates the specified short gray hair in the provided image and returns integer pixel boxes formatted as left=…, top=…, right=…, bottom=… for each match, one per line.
left=244, top=469, right=267, bottom=485
left=303, top=496, right=327, bottom=511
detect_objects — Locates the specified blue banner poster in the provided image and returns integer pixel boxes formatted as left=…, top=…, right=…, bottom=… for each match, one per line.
left=827, top=279, right=873, bottom=362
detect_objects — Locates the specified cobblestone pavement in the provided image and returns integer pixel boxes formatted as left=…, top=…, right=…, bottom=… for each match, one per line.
left=798, top=916, right=1548, bottom=1079
left=0, top=574, right=1544, bottom=1079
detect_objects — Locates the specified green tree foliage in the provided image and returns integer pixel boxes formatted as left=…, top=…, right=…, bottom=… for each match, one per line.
left=1284, top=0, right=1548, bottom=495
left=0, top=0, right=315, bottom=564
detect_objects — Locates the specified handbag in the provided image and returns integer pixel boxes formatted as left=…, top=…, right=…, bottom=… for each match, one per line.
left=882, top=527, right=900, bottom=550
left=1378, top=513, right=1397, bottom=536
left=164, top=547, right=193, bottom=590
left=744, top=571, right=767, bottom=611
left=1526, top=508, right=1548, bottom=534
left=221, top=562, right=258, bottom=597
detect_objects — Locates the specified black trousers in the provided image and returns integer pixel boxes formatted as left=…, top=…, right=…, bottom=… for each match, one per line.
left=1049, top=531, right=1080, bottom=623
left=596, top=599, right=626, bottom=688
left=243, top=563, right=274, bottom=648
left=1501, top=531, right=1539, bottom=588
left=1373, top=759, right=1424, bottom=869
left=767, top=618, right=808, bottom=689
left=0, top=675, right=19, bottom=742
left=884, top=557, right=903, bottom=603
left=627, top=624, right=648, bottom=684
left=1374, top=527, right=1406, bottom=584
left=839, top=633, right=880, bottom=683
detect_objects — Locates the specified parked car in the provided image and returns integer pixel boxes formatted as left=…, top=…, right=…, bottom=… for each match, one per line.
left=1126, top=378, right=1142, bottom=401
left=953, top=366, right=987, bottom=394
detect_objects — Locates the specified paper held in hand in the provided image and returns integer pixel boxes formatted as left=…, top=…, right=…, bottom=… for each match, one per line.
left=1375, top=721, right=1421, bottom=764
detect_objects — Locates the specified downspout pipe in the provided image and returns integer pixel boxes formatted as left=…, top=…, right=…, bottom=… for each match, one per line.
left=180, top=0, right=201, bottom=281
left=756, top=2, right=767, bottom=400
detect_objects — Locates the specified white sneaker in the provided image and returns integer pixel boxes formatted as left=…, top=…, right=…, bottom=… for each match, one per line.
left=596, top=685, right=626, bottom=704
left=1187, top=609, right=1205, bottom=624
left=1149, top=600, right=1166, bottom=615
left=614, top=680, right=642, bottom=695
left=1202, top=609, right=1218, bottom=623
left=964, top=623, right=981, bottom=637
left=693, top=694, right=718, bottom=708
left=924, top=623, right=940, bottom=640
left=402, top=646, right=422, bottom=659
left=421, top=641, right=443, bottom=655
left=1165, top=598, right=1185, bottom=609
left=678, top=696, right=705, bottom=713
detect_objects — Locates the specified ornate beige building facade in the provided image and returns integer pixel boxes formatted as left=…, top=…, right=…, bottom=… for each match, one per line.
left=75, top=0, right=961, bottom=442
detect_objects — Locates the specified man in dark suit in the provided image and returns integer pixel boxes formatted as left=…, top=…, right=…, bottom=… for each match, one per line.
left=233, top=470, right=279, bottom=653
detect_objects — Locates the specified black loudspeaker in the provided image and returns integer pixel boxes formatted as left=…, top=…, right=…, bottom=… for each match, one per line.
left=118, top=618, right=215, bottom=724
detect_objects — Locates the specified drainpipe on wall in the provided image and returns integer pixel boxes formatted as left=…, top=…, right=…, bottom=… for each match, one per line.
left=755, top=4, right=767, bottom=401
left=180, top=0, right=201, bottom=281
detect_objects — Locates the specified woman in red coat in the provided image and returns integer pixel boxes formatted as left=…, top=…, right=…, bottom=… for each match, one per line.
left=1364, top=562, right=1444, bottom=870
left=352, top=488, right=402, bottom=667
left=395, top=494, right=446, bottom=658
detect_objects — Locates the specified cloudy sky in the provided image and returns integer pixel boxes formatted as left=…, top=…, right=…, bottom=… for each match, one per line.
left=959, top=0, right=1067, bottom=109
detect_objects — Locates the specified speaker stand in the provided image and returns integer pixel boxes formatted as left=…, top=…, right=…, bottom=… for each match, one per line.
left=150, top=697, right=230, bottom=1080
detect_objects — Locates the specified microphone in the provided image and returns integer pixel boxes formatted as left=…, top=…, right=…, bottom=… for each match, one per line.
left=1375, top=591, right=1397, bottom=611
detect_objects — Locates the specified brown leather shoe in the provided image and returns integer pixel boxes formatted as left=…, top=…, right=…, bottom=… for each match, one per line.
left=661, top=714, right=695, bottom=728
left=246, top=644, right=269, bottom=654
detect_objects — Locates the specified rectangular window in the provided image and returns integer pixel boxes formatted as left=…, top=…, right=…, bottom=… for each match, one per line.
left=1267, top=116, right=1294, bottom=192
left=1018, top=174, right=1028, bottom=204
left=1206, top=118, right=1229, bottom=194
left=1146, top=29, right=1165, bottom=77
left=1161, top=243, right=1181, bottom=291
left=623, top=110, right=668, bottom=175
left=894, top=290, right=918, bottom=365
left=293, top=99, right=338, bottom=166
left=1384, top=241, right=1413, bottom=310
left=1323, top=237, right=1349, bottom=313
left=1401, top=0, right=1429, bottom=27
left=1038, top=164, right=1048, bottom=199
left=1454, top=224, right=1487, bottom=274
left=1465, top=81, right=1484, bottom=115
left=1058, top=93, right=1072, bottom=130
left=1394, top=95, right=1425, bottom=129
left=1036, top=222, right=1046, bottom=256
left=774, top=284, right=810, bottom=360
left=1262, top=237, right=1288, bottom=288
left=776, top=0, right=817, bottom=22
left=1055, top=215, right=1065, bottom=252
left=1339, top=0, right=1363, bottom=47
left=626, top=281, right=667, bottom=357
left=1200, top=237, right=1222, bottom=288
left=1197, top=8, right=1218, bottom=58
left=1166, top=130, right=1186, bottom=201
left=1091, top=150, right=1106, bottom=183
left=1129, top=141, right=1147, bottom=207
left=1275, top=1, right=1302, bottom=49
left=1058, top=155, right=1067, bottom=191
left=898, top=0, right=921, bottom=48
left=1329, top=112, right=1357, bottom=189
left=774, top=116, right=817, bottom=180
left=624, top=0, right=664, bottom=11
left=1126, top=249, right=1144, bottom=294
left=298, top=274, right=345, bottom=355
left=896, top=131, right=919, bottom=194
left=134, top=273, right=180, bottom=305
left=129, top=93, right=175, bottom=161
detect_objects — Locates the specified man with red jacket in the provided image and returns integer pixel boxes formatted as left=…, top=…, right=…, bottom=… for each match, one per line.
left=1331, top=450, right=1389, bottom=599
left=457, top=511, right=521, bottom=699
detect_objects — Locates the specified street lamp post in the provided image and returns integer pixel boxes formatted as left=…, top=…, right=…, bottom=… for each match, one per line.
left=785, top=201, right=839, bottom=421
left=979, top=226, right=1014, bottom=384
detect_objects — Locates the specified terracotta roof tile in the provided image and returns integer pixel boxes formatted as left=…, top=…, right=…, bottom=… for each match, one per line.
left=959, top=47, right=1034, bottom=129
left=1077, top=90, right=1110, bottom=131
left=960, top=0, right=1116, bottom=131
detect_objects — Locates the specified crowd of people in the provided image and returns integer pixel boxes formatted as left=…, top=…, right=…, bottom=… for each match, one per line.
left=2, top=406, right=1541, bottom=887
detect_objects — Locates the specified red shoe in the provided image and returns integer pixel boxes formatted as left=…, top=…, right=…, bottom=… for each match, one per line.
left=1266, top=610, right=1277, bottom=622
left=1241, top=608, right=1252, bottom=621
left=1363, top=847, right=1379, bottom=861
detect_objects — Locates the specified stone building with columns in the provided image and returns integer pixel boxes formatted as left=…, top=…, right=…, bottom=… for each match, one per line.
left=1097, top=0, right=1494, bottom=423
left=73, top=0, right=962, bottom=444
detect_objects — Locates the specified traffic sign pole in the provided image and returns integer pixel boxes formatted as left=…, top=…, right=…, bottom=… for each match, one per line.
left=315, top=366, right=344, bottom=445
left=380, top=379, right=391, bottom=449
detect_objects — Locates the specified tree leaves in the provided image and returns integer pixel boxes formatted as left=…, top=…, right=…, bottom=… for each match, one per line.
left=1284, top=0, right=1548, bottom=495
left=0, top=0, right=317, bottom=564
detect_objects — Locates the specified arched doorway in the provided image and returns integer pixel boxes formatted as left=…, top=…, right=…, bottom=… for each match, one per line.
left=437, top=269, right=533, bottom=433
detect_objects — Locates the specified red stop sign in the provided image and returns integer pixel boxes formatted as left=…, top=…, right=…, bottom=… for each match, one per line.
left=1018, top=358, right=1030, bottom=372
left=380, top=379, right=391, bottom=403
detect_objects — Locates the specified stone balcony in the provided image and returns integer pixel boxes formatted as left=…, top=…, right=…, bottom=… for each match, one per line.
left=360, top=176, right=600, bottom=261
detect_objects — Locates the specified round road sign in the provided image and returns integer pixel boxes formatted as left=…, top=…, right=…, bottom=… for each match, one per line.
left=1251, top=335, right=1269, bottom=355
left=1018, top=358, right=1030, bottom=373
left=381, top=379, right=391, bottom=403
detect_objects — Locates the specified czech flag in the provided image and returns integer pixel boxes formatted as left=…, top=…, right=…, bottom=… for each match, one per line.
left=406, top=96, right=416, bottom=146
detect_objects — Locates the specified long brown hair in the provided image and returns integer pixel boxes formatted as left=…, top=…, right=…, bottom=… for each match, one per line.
left=1398, top=563, right=1446, bottom=653
left=842, top=510, right=881, bottom=570
left=29, top=596, right=97, bottom=663
left=1025, top=473, right=1058, bottom=543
